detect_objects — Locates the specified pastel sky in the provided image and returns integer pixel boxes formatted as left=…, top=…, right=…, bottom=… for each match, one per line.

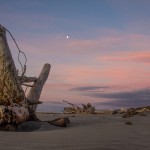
left=1, top=0, right=150, bottom=108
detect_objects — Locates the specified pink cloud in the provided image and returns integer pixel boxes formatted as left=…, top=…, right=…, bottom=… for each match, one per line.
left=38, top=83, right=102, bottom=103
left=129, top=52, right=150, bottom=63
left=49, top=63, right=150, bottom=88
left=97, top=51, right=150, bottom=64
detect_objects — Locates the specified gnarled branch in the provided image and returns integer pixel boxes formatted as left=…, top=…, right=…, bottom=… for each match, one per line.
left=18, top=76, right=37, bottom=84
left=27, top=63, right=51, bottom=120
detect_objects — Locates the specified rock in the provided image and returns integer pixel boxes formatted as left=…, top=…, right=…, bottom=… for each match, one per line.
left=119, top=108, right=128, bottom=114
left=121, top=108, right=138, bottom=118
left=125, top=121, right=132, bottom=125
left=111, top=109, right=118, bottom=114
left=142, top=108, right=149, bottom=112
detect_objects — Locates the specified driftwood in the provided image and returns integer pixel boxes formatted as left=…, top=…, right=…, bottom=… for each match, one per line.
left=18, top=76, right=37, bottom=84
left=0, top=25, right=29, bottom=128
left=27, top=63, right=50, bottom=120
left=47, top=117, right=70, bottom=127
left=63, top=100, right=95, bottom=114
left=0, top=25, right=51, bottom=130
left=121, top=106, right=150, bottom=118
left=109, top=106, right=150, bottom=118
left=0, top=25, right=26, bottom=106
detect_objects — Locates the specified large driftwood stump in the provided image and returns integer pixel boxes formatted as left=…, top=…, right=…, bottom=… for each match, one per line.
left=0, top=25, right=51, bottom=130
left=0, top=25, right=29, bottom=128
left=0, top=25, right=26, bottom=105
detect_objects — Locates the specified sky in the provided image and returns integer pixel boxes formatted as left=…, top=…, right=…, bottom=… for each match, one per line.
left=1, top=0, right=150, bottom=108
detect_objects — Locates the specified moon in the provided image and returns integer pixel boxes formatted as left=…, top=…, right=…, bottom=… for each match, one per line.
left=66, top=35, right=69, bottom=39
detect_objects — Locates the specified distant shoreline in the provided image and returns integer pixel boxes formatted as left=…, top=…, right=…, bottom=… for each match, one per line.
left=37, top=101, right=150, bottom=113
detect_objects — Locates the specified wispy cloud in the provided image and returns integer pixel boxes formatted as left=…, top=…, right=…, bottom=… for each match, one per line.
left=70, top=85, right=150, bottom=107
left=94, top=88, right=150, bottom=108
left=39, top=83, right=101, bottom=103
left=70, top=86, right=109, bottom=91
left=88, top=88, right=150, bottom=100
left=97, top=51, right=150, bottom=64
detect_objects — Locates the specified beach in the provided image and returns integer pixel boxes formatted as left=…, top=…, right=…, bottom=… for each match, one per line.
left=0, top=112, right=149, bottom=150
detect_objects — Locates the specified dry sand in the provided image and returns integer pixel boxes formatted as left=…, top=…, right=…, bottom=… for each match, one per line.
left=0, top=112, right=149, bottom=150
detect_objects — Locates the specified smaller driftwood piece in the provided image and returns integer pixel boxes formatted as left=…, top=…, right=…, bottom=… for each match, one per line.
left=47, top=117, right=70, bottom=127
left=63, top=100, right=95, bottom=114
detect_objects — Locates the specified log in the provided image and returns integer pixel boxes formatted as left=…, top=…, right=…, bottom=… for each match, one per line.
left=47, top=117, right=70, bottom=127
left=27, top=63, right=51, bottom=120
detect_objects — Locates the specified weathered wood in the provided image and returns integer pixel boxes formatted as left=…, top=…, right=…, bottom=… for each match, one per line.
left=18, top=76, right=37, bottom=84
left=63, top=100, right=81, bottom=109
left=22, top=83, right=33, bottom=87
left=0, top=105, right=29, bottom=123
left=0, top=25, right=51, bottom=130
left=27, top=100, right=43, bottom=105
left=0, top=25, right=29, bottom=127
left=63, top=100, right=95, bottom=114
left=0, top=25, right=26, bottom=105
left=47, top=117, right=70, bottom=127
left=27, top=63, right=51, bottom=120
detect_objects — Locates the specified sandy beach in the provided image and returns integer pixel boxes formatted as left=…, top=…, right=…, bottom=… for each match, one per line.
left=0, top=112, right=149, bottom=150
